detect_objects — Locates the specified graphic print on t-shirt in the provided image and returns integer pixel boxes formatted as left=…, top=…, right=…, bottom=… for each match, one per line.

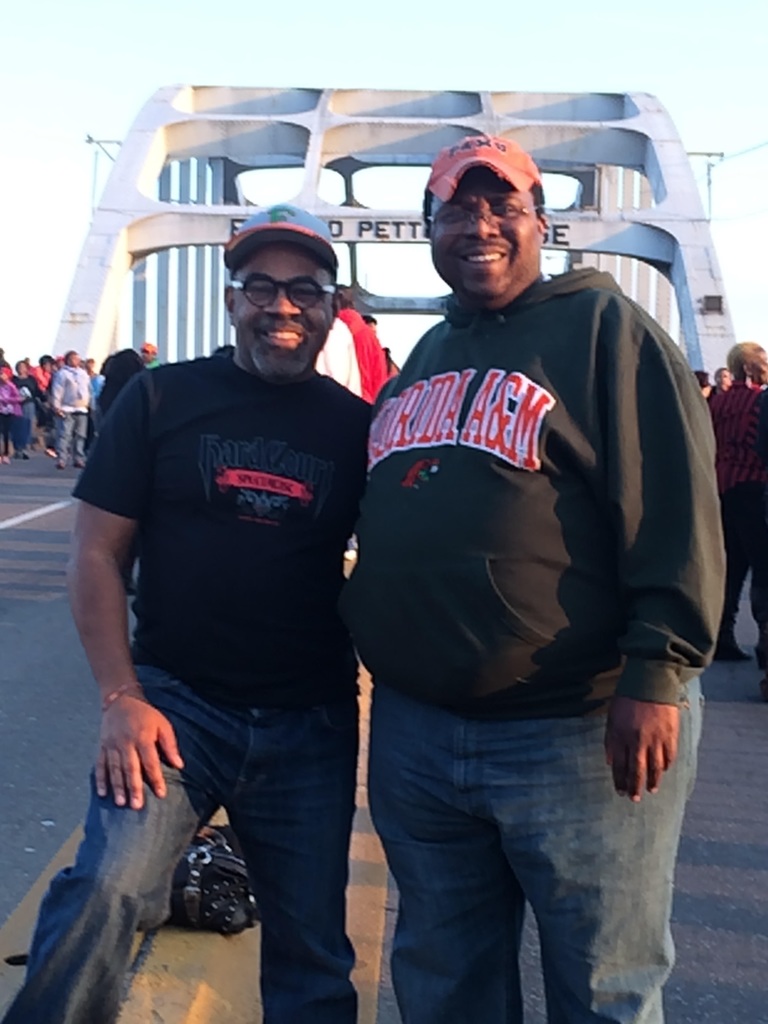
left=369, top=367, right=556, bottom=472
left=199, top=433, right=335, bottom=525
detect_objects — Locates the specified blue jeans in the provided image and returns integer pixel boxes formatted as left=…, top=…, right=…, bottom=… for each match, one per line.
left=10, top=410, right=31, bottom=452
left=54, top=412, right=87, bottom=465
left=4, top=667, right=359, bottom=1024
left=369, top=681, right=702, bottom=1024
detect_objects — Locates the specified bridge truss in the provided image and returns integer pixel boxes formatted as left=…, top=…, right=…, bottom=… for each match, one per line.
left=56, top=86, right=733, bottom=370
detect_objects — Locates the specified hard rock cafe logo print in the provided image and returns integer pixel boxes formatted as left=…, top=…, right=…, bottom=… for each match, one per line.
left=199, top=434, right=335, bottom=524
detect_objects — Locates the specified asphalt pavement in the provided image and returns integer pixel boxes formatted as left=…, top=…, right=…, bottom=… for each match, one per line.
left=0, top=456, right=97, bottom=925
left=1, top=453, right=767, bottom=1022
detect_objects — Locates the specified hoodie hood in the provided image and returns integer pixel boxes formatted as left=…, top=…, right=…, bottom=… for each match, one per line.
left=444, top=268, right=623, bottom=328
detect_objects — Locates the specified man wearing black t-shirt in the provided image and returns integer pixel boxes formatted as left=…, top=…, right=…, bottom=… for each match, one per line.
left=4, top=206, right=369, bottom=1024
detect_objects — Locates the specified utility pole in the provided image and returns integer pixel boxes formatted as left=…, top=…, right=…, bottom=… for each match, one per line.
left=687, top=151, right=724, bottom=221
left=85, top=135, right=122, bottom=215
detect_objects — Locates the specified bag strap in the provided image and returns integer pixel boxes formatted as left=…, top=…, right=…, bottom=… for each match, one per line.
left=182, top=845, right=213, bottom=926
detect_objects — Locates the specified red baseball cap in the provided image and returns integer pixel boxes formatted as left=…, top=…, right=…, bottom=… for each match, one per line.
left=427, top=134, right=542, bottom=202
left=140, top=343, right=157, bottom=356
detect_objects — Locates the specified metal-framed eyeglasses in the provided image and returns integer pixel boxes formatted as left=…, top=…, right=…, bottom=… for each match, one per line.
left=433, top=198, right=539, bottom=231
left=230, top=273, right=336, bottom=310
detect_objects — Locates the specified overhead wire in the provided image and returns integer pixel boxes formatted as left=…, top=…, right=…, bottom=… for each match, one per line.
left=719, top=139, right=768, bottom=163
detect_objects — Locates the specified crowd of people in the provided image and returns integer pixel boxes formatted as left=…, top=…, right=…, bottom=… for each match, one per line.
left=0, top=347, right=145, bottom=469
left=0, top=133, right=759, bottom=1024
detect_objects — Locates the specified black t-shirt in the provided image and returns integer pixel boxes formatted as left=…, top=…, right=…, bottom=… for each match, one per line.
left=74, top=357, right=370, bottom=708
left=12, top=376, right=40, bottom=407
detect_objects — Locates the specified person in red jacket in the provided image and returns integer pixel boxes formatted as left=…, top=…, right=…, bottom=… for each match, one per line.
left=336, top=288, right=389, bottom=403
left=709, top=341, right=768, bottom=677
left=363, top=315, right=400, bottom=378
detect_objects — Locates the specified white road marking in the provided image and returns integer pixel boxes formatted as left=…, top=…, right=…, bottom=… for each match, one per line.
left=0, top=501, right=73, bottom=531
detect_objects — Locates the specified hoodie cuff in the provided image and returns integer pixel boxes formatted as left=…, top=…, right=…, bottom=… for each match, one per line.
left=615, top=658, right=687, bottom=705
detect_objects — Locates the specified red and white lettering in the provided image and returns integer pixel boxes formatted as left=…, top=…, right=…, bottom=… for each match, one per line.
left=369, top=366, right=553, bottom=473
left=412, top=372, right=463, bottom=444
left=390, top=381, right=429, bottom=449
left=460, top=369, right=506, bottom=447
left=433, top=369, right=476, bottom=445
left=368, top=395, right=400, bottom=467
left=367, top=369, right=476, bottom=469
left=506, top=375, right=556, bottom=471
left=461, top=369, right=555, bottom=471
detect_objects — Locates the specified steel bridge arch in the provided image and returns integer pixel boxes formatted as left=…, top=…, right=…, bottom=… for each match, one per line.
left=55, top=86, right=733, bottom=371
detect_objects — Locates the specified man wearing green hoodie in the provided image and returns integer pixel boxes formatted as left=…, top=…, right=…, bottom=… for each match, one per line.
left=341, top=135, right=723, bottom=1024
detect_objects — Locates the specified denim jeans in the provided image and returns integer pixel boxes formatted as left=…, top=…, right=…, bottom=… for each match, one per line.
left=10, top=411, right=32, bottom=453
left=4, top=667, right=359, bottom=1024
left=54, top=412, right=87, bottom=465
left=368, top=681, right=702, bottom=1024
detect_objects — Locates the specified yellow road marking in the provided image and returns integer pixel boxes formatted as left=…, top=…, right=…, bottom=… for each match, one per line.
left=0, top=673, right=390, bottom=1022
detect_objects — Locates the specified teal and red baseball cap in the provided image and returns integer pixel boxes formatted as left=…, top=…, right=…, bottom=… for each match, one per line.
left=224, top=204, right=338, bottom=276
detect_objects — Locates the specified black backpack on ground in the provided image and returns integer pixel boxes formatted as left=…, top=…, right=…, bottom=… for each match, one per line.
left=168, top=823, right=259, bottom=935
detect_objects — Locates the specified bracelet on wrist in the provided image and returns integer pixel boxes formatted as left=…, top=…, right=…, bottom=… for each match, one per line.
left=101, top=683, right=145, bottom=712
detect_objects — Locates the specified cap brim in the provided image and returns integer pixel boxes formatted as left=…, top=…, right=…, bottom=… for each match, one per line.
left=428, top=156, right=540, bottom=203
left=225, top=224, right=338, bottom=274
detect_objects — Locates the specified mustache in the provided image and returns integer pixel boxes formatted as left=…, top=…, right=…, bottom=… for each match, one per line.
left=253, top=314, right=306, bottom=333
left=460, top=238, right=519, bottom=259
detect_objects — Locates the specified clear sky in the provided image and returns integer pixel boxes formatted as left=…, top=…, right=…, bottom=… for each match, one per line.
left=0, top=0, right=766, bottom=369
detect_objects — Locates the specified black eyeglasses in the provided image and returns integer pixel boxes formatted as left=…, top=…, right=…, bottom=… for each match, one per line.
left=230, top=274, right=335, bottom=309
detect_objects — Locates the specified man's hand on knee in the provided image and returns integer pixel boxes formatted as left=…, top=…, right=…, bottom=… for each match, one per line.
left=97, top=698, right=184, bottom=810
left=604, top=697, right=680, bottom=802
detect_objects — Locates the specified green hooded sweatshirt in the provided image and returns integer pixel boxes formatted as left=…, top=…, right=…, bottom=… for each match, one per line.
left=341, top=269, right=724, bottom=718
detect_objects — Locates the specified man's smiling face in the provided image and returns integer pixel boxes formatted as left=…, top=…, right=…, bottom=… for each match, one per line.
left=430, top=166, right=548, bottom=311
left=226, top=242, right=336, bottom=384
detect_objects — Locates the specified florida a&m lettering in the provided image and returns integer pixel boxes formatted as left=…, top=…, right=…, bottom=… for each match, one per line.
left=369, top=368, right=556, bottom=472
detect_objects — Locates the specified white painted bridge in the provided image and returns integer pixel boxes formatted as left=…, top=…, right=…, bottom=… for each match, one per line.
left=55, top=86, right=734, bottom=372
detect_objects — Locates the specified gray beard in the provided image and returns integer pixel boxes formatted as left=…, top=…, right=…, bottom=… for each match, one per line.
left=245, top=339, right=316, bottom=384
